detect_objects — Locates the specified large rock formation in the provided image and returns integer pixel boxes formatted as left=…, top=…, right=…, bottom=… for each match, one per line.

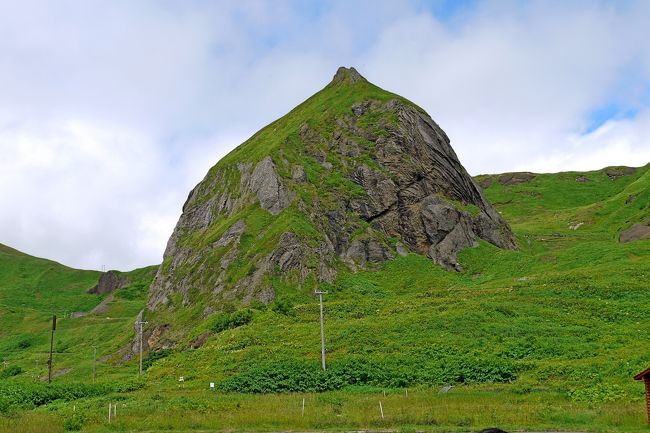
left=146, top=67, right=516, bottom=320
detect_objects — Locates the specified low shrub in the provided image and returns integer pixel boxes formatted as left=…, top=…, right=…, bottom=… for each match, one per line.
left=63, top=412, right=86, bottom=431
left=209, top=309, right=253, bottom=333
left=218, top=356, right=517, bottom=393
left=0, top=379, right=143, bottom=413
left=271, top=298, right=295, bottom=316
left=16, top=339, right=31, bottom=349
left=143, top=349, right=173, bottom=370
left=0, top=365, right=22, bottom=379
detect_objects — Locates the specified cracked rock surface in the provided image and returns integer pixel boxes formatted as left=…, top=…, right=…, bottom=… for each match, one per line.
left=145, top=67, right=516, bottom=338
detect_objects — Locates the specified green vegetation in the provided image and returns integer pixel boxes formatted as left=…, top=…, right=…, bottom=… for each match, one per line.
left=1, top=54, right=649, bottom=429
left=0, top=380, right=142, bottom=413
left=218, top=357, right=516, bottom=393
left=0, top=245, right=156, bottom=388
left=0, top=164, right=648, bottom=431
left=207, top=309, right=254, bottom=333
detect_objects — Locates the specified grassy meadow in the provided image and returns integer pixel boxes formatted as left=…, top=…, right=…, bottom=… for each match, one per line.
left=0, top=164, right=649, bottom=432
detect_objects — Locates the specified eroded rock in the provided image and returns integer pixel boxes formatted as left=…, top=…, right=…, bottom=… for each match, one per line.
left=606, top=166, right=636, bottom=180
left=89, top=271, right=128, bottom=295
left=249, top=156, right=291, bottom=215
left=620, top=223, right=650, bottom=243
left=498, top=172, right=536, bottom=185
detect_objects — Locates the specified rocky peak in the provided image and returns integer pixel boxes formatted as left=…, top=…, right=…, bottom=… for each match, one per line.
left=144, top=67, right=517, bottom=344
left=331, top=66, right=366, bottom=85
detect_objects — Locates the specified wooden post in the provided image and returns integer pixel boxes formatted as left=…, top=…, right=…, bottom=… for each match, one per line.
left=314, top=291, right=327, bottom=371
left=301, top=397, right=305, bottom=416
left=633, top=368, right=650, bottom=425
left=108, top=403, right=111, bottom=423
left=47, top=315, right=56, bottom=384
left=379, top=400, right=384, bottom=419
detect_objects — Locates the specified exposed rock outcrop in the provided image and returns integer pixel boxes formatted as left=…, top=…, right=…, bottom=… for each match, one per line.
left=620, top=222, right=650, bottom=243
left=145, top=67, right=517, bottom=342
left=249, top=156, right=291, bottom=215
left=498, top=172, right=536, bottom=186
left=606, top=166, right=636, bottom=180
left=89, top=271, right=128, bottom=294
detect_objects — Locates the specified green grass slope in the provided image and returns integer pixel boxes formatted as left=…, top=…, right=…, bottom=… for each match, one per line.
left=0, top=246, right=156, bottom=384
left=0, top=244, right=100, bottom=312
left=0, top=164, right=649, bottom=432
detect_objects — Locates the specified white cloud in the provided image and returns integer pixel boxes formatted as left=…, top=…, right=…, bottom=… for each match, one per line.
left=360, top=1, right=650, bottom=174
left=0, top=0, right=649, bottom=270
left=524, top=109, right=650, bottom=173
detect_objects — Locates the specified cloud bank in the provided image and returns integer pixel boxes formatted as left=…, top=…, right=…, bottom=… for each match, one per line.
left=0, top=0, right=649, bottom=270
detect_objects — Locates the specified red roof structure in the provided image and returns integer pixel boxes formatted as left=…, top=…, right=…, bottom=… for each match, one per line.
left=634, top=367, right=650, bottom=381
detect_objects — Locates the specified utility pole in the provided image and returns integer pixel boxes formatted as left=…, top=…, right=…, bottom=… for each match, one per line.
left=315, top=290, right=327, bottom=371
left=47, top=315, right=56, bottom=384
left=135, top=319, right=148, bottom=375
left=92, top=346, right=96, bottom=382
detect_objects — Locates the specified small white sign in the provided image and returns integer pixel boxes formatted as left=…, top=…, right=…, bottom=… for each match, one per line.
left=209, top=382, right=215, bottom=389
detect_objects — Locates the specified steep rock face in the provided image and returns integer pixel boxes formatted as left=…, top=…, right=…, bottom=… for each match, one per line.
left=146, top=67, right=516, bottom=325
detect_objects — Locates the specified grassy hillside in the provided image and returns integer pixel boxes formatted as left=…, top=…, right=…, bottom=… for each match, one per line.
left=0, top=164, right=649, bottom=432
left=0, top=246, right=156, bottom=384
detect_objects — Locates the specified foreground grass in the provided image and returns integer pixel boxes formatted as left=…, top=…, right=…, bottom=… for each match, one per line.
left=1, top=386, right=648, bottom=433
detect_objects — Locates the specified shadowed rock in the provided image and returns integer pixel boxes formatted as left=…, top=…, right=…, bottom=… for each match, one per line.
left=606, top=166, right=636, bottom=179
left=89, top=271, right=128, bottom=294
left=620, top=222, right=650, bottom=243
left=498, top=172, right=536, bottom=185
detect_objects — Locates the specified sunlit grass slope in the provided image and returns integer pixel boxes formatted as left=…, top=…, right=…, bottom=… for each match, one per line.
left=0, top=245, right=156, bottom=383
left=0, top=163, right=649, bottom=432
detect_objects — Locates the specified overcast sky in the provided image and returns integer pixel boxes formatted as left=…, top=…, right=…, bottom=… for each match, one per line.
left=1, top=0, right=649, bottom=271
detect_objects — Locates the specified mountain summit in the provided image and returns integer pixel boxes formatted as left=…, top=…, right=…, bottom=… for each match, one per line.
left=147, top=67, right=516, bottom=321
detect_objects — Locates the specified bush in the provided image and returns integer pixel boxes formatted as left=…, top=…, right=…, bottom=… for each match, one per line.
left=16, top=339, right=31, bottom=349
left=63, top=412, right=86, bottom=431
left=0, top=380, right=143, bottom=413
left=208, top=309, right=253, bottom=333
left=142, top=349, right=173, bottom=371
left=0, top=365, right=22, bottom=379
left=271, top=298, right=295, bottom=316
left=218, top=357, right=517, bottom=393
